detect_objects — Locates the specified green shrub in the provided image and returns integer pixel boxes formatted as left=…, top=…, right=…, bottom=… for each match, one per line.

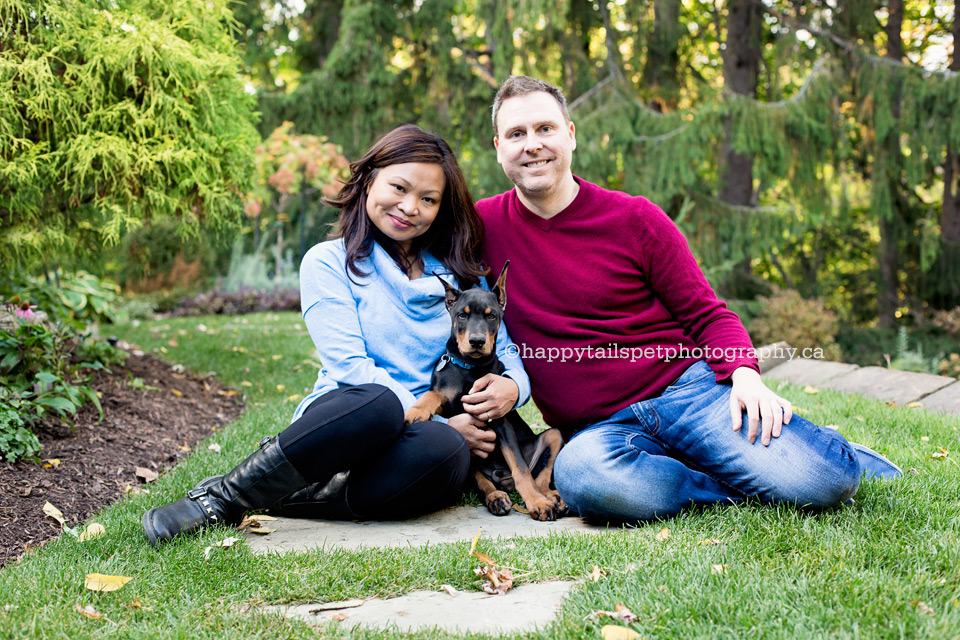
left=932, top=307, right=960, bottom=337
left=749, top=289, right=843, bottom=360
left=221, top=238, right=299, bottom=293
left=0, top=271, right=123, bottom=326
left=0, top=401, right=41, bottom=463
left=939, top=353, right=960, bottom=380
left=888, top=327, right=940, bottom=374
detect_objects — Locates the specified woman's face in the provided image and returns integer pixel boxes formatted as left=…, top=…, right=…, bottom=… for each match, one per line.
left=365, top=162, right=445, bottom=254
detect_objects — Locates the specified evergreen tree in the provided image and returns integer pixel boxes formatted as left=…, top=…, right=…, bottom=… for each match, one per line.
left=0, top=0, right=259, bottom=271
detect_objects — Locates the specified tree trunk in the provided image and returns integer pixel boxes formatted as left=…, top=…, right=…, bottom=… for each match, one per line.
left=643, top=0, right=681, bottom=109
left=877, top=0, right=904, bottom=328
left=930, top=9, right=960, bottom=308
left=718, top=0, right=761, bottom=297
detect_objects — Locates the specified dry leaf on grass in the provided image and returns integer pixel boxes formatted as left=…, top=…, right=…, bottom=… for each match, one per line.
left=911, top=601, right=935, bottom=616
left=907, top=402, right=924, bottom=408
left=122, top=598, right=143, bottom=609
left=591, top=604, right=639, bottom=624
left=85, top=574, right=132, bottom=592
left=474, top=565, right=514, bottom=595
left=929, top=448, right=950, bottom=460
left=440, top=584, right=458, bottom=597
left=803, top=386, right=819, bottom=394
left=711, top=564, right=730, bottom=576
left=698, top=538, right=724, bottom=546
left=74, top=604, right=103, bottom=620
left=600, top=625, right=640, bottom=640
left=135, top=467, right=158, bottom=483
left=208, top=443, right=222, bottom=453
left=203, top=536, right=243, bottom=560
left=654, top=527, right=670, bottom=541
left=589, top=565, right=606, bottom=582
left=77, top=523, right=105, bottom=542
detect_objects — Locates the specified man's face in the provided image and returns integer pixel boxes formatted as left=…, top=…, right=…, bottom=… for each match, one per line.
left=494, top=92, right=576, bottom=199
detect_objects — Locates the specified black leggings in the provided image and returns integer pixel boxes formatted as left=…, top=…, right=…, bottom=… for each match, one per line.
left=277, top=384, right=470, bottom=519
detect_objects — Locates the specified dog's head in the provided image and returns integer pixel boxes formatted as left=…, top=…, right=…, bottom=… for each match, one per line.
left=436, top=261, right=509, bottom=359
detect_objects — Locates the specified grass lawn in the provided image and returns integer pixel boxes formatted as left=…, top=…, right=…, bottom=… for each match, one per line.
left=1, top=311, right=958, bottom=639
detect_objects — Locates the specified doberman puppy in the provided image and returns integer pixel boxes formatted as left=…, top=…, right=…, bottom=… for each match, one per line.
left=404, top=262, right=567, bottom=521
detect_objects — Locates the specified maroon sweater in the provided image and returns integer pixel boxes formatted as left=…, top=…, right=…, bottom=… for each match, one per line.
left=478, top=178, right=759, bottom=435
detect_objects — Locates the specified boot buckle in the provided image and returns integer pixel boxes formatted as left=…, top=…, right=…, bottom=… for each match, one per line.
left=259, top=435, right=271, bottom=449
left=187, top=487, right=209, bottom=500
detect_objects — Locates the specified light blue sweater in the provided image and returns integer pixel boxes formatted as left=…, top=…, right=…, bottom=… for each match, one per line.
left=291, top=238, right=531, bottom=423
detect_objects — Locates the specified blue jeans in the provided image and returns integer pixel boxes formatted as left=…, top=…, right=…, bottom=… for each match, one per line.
left=554, top=361, right=861, bottom=522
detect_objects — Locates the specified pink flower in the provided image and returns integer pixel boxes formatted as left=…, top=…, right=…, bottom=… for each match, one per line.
left=15, top=304, right=37, bottom=320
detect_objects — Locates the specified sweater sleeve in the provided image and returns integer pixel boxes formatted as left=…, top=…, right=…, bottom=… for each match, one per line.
left=636, top=203, right=759, bottom=381
left=300, top=245, right=417, bottom=409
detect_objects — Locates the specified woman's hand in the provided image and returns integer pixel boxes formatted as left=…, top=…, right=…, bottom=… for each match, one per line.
left=447, top=413, right=497, bottom=459
left=461, top=374, right=519, bottom=422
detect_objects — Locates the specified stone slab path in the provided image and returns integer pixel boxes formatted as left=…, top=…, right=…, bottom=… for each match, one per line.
left=264, top=580, right=575, bottom=634
left=247, top=505, right=609, bottom=555
left=762, top=357, right=959, bottom=415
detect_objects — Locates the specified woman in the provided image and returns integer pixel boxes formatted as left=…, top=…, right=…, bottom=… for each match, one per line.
left=143, top=125, right=529, bottom=545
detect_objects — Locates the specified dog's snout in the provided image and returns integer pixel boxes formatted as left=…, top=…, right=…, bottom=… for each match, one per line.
left=468, top=335, right=487, bottom=349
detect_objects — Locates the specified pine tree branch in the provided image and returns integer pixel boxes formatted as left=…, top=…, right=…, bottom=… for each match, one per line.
left=752, top=0, right=957, bottom=77
left=634, top=124, right=689, bottom=143
left=568, top=74, right=615, bottom=113
left=734, top=56, right=828, bottom=108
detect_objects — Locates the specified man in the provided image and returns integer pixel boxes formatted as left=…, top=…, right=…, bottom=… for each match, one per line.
left=474, top=75, right=900, bottom=522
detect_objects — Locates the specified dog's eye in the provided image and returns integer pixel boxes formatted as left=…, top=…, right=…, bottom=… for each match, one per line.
left=486, top=313, right=497, bottom=320
left=457, top=312, right=468, bottom=320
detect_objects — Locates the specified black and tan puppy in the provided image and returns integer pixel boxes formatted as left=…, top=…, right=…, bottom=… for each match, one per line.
left=404, top=262, right=567, bottom=521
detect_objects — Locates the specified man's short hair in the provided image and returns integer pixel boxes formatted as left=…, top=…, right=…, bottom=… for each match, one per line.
left=491, top=76, right=570, bottom=135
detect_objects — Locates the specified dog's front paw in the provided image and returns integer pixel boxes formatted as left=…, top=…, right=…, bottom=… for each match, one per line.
left=546, top=490, right=569, bottom=518
left=484, top=491, right=512, bottom=516
left=403, top=408, right=431, bottom=426
left=526, top=494, right=561, bottom=521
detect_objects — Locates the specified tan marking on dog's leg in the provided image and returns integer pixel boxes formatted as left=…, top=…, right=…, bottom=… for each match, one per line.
left=533, top=429, right=564, bottom=494
left=403, top=390, right=443, bottom=425
left=501, top=445, right=556, bottom=520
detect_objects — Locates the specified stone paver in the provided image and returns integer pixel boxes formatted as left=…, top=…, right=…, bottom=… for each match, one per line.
left=820, top=366, right=955, bottom=406
left=907, top=381, right=960, bottom=415
left=264, top=581, right=575, bottom=634
left=756, top=341, right=793, bottom=373
left=246, top=506, right=610, bottom=554
left=762, top=358, right=859, bottom=387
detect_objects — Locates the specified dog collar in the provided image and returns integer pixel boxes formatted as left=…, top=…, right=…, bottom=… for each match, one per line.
left=437, top=353, right=481, bottom=371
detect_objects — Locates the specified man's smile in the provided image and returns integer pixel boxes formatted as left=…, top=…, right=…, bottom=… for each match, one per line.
left=524, top=159, right=551, bottom=168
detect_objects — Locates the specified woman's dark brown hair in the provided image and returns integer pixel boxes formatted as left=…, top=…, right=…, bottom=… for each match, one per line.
left=326, top=124, right=486, bottom=288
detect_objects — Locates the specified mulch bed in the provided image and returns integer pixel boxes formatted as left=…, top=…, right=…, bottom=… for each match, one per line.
left=0, top=350, right=243, bottom=566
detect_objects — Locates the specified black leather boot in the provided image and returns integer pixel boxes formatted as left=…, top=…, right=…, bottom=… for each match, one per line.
left=267, top=471, right=355, bottom=519
left=142, top=436, right=307, bottom=546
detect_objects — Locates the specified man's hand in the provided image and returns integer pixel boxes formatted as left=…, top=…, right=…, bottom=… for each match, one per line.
left=447, top=413, right=497, bottom=458
left=461, top=374, right=519, bottom=422
left=729, top=367, right=793, bottom=446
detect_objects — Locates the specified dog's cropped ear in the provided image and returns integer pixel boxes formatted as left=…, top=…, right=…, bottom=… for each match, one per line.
left=434, top=274, right=461, bottom=310
left=493, top=260, right=509, bottom=311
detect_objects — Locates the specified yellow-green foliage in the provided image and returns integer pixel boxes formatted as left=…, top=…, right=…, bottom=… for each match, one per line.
left=749, top=288, right=843, bottom=361
left=932, top=307, right=960, bottom=337
left=0, top=0, right=260, bottom=270
left=939, top=353, right=960, bottom=380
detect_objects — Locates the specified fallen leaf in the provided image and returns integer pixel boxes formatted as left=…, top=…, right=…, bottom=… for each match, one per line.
left=907, top=468, right=921, bottom=475
left=326, top=612, right=348, bottom=621
left=469, top=529, right=481, bottom=554
left=308, top=600, right=365, bottom=613
left=803, top=386, right=819, bottom=394
left=472, top=550, right=497, bottom=567
left=43, top=458, right=61, bottom=468
left=78, top=523, right=105, bottom=542
left=167, top=339, right=178, bottom=347
left=907, top=402, right=924, bottom=408
left=74, top=604, right=102, bottom=620
left=884, top=400, right=898, bottom=408
left=440, top=584, right=458, bottom=597
left=590, top=565, right=605, bottom=582
left=654, top=527, right=670, bottom=541
left=208, top=443, right=222, bottom=453
left=178, top=443, right=191, bottom=452
left=241, top=381, right=253, bottom=387
left=135, top=467, right=158, bottom=483
left=823, top=424, right=840, bottom=430
left=272, top=354, right=283, bottom=360
left=930, top=447, right=950, bottom=460
left=711, top=564, right=730, bottom=575
left=911, top=600, right=935, bottom=616
left=43, top=501, right=66, bottom=526
left=286, top=394, right=303, bottom=402
left=600, top=625, right=640, bottom=640
left=84, top=574, right=132, bottom=592
left=171, top=389, right=182, bottom=397
left=512, top=503, right=530, bottom=514
left=251, top=515, right=277, bottom=521
left=122, top=598, right=142, bottom=609
left=475, top=565, right=514, bottom=595
left=698, top=538, right=724, bottom=546
left=247, top=527, right=276, bottom=535
left=592, top=604, right=639, bottom=624
left=855, top=415, right=865, bottom=422
left=203, top=536, right=243, bottom=560
left=921, top=436, right=930, bottom=442
left=121, top=484, right=141, bottom=495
